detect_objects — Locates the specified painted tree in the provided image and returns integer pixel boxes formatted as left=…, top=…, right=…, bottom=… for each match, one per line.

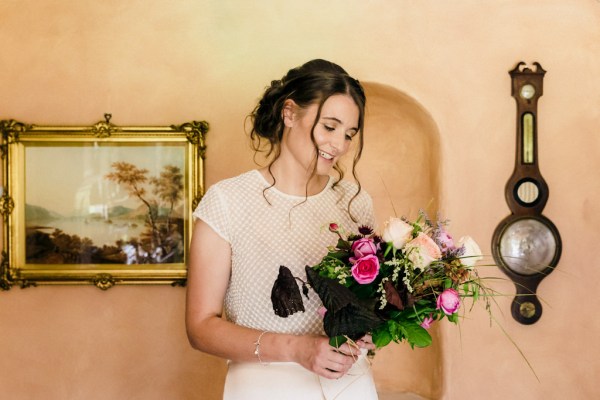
left=106, top=161, right=184, bottom=263
left=105, top=161, right=160, bottom=249
left=50, top=229, right=95, bottom=263
left=150, top=165, right=183, bottom=238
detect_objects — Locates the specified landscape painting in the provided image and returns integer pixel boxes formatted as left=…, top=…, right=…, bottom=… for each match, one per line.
left=25, top=143, right=187, bottom=266
left=0, top=117, right=207, bottom=289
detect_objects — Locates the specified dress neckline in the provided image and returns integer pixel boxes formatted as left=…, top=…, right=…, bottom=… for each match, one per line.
left=251, top=169, right=333, bottom=200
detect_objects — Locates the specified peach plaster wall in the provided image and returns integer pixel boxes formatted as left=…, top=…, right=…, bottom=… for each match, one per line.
left=1, top=1, right=599, bottom=399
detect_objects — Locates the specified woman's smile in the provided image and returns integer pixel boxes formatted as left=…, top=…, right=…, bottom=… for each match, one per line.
left=318, top=149, right=335, bottom=161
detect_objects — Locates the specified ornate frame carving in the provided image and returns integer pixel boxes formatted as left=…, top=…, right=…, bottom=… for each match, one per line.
left=0, top=114, right=208, bottom=290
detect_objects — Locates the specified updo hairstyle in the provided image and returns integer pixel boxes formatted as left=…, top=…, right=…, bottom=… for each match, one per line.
left=249, top=59, right=366, bottom=187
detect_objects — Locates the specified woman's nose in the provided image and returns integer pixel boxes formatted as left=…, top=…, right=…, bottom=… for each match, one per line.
left=330, top=129, right=346, bottom=153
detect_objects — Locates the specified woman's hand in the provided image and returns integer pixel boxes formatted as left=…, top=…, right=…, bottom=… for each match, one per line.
left=355, top=334, right=376, bottom=351
left=293, top=335, right=360, bottom=380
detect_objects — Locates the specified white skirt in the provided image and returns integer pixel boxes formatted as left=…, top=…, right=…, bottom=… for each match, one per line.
left=223, top=352, right=378, bottom=400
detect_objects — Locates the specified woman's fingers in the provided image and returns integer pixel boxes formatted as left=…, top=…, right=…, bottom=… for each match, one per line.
left=321, top=360, right=353, bottom=379
left=309, top=343, right=354, bottom=378
left=320, top=367, right=346, bottom=380
left=356, top=334, right=376, bottom=350
left=299, top=335, right=362, bottom=379
left=334, top=342, right=361, bottom=357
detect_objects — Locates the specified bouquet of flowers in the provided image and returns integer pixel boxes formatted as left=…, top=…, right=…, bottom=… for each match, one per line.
left=304, top=213, right=487, bottom=349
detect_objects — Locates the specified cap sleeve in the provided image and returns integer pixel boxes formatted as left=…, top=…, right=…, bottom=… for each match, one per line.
left=192, top=184, right=231, bottom=243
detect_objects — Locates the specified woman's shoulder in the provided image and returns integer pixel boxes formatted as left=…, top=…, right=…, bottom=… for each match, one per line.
left=195, top=170, right=261, bottom=219
left=207, top=170, right=261, bottom=193
left=332, top=179, right=372, bottom=202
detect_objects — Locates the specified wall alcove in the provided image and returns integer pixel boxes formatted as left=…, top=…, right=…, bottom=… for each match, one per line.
left=357, top=82, right=442, bottom=400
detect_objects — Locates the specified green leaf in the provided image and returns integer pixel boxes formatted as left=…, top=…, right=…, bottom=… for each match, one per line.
left=444, top=278, right=452, bottom=289
left=383, top=242, right=394, bottom=258
left=448, top=312, right=459, bottom=323
left=411, top=221, right=422, bottom=236
left=352, top=283, right=377, bottom=299
left=337, top=238, right=351, bottom=250
left=372, top=326, right=393, bottom=348
left=389, top=303, right=435, bottom=323
left=328, top=251, right=349, bottom=260
left=329, top=335, right=348, bottom=347
left=403, top=324, right=432, bottom=348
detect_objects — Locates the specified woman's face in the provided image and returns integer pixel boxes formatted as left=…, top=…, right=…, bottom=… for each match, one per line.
left=283, top=94, right=360, bottom=176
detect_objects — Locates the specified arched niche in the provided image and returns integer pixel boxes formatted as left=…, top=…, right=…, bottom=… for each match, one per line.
left=357, top=82, right=442, bottom=400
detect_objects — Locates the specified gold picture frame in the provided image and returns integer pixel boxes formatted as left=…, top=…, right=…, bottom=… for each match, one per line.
left=0, top=114, right=208, bottom=290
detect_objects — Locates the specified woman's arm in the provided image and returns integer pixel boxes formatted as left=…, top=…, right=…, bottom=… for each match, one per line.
left=185, top=220, right=361, bottom=379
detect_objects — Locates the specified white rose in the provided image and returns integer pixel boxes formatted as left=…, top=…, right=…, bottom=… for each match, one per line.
left=382, top=218, right=413, bottom=249
left=457, top=236, right=483, bottom=267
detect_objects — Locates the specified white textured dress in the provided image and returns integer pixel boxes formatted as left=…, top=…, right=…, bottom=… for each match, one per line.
left=193, top=170, right=378, bottom=400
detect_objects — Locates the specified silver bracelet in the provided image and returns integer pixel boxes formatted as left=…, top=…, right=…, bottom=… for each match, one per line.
left=253, top=331, right=270, bottom=365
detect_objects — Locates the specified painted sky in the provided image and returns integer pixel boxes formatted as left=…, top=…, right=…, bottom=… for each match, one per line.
left=25, top=143, right=186, bottom=216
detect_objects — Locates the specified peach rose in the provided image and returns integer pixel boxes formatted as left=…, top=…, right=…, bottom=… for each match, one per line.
left=405, top=232, right=442, bottom=270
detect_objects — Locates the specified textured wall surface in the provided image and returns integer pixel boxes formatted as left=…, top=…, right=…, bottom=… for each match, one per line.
left=1, top=1, right=599, bottom=399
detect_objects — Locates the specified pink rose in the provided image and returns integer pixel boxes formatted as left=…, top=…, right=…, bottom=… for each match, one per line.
left=351, top=238, right=378, bottom=260
left=420, top=314, right=434, bottom=329
left=351, top=255, right=380, bottom=284
left=436, top=288, right=461, bottom=315
left=329, top=223, right=339, bottom=233
left=405, top=232, right=442, bottom=270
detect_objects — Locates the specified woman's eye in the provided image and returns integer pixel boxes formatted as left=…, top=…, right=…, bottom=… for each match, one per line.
left=324, top=125, right=335, bottom=132
left=345, top=134, right=353, bottom=141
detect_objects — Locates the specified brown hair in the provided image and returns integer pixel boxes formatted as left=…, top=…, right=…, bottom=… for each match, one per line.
left=249, top=59, right=366, bottom=219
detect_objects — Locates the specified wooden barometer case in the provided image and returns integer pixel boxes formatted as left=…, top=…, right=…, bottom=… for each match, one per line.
left=491, top=62, right=562, bottom=325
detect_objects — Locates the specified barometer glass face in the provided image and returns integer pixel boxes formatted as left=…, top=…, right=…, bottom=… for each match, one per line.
left=499, top=218, right=557, bottom=275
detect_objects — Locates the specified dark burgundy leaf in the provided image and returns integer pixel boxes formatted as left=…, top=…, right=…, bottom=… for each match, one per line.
left=271, top=265, right=305, bottom=318
left=305, top=266, right=383, bottom=341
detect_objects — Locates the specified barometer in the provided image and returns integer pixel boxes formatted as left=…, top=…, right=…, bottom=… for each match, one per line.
left=491, top=62, right=561, bottom=325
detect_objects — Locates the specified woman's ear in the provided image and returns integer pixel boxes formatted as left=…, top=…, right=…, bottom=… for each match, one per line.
left=282, top=99, right=297, bottom=127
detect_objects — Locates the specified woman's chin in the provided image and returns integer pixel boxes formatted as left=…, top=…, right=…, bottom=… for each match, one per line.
left=315, top=164, right=334, bottom=176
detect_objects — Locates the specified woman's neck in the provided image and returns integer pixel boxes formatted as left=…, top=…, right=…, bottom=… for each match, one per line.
left=259, top=161, right=329, bottom=197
